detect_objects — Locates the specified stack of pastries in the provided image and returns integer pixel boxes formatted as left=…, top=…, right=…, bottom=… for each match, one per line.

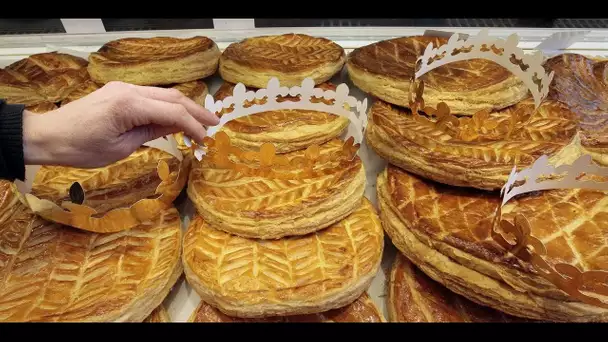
left=0, top=36, right=220, bottom=322
left=348, top=35, right=608, bottom=322
left=182, top=33, right=385, bottom=321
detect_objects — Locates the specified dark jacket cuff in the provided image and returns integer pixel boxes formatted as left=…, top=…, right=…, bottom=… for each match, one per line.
left=0, top=100, right=26, bottom=181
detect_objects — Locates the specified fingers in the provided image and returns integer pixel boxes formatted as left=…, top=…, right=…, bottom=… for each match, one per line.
left=132, top=84, right=219, bottom=126
left=120, top=124, right=181, bottom=151
left=125, top=97, right=208, bottom=143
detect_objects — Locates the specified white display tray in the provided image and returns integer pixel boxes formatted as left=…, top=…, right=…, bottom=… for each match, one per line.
left=164, top=68, right=395, bottom=322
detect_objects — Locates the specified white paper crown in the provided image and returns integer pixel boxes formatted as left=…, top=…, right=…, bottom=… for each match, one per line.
left=183, top=77, right=368, bottom=161
left=501, top=154, right=608, bottom=207
left=415, top=29, right=555, bottom=109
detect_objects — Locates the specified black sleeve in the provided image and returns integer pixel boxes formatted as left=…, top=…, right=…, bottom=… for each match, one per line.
left=0, top=99, right=26, bottom=182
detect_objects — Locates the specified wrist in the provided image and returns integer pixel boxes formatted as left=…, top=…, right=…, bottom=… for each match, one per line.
left=22, top=110, right=62, bottom=165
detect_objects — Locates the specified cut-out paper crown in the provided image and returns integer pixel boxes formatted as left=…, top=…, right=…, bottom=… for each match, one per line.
left=493, top=151, right=608, bottom=309
left=182, top=77, right=368, bottom=161
left=415, top=29, right=555, bottom=109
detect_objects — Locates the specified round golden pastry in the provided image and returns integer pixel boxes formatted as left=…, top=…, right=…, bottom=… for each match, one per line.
left=378, top=165, right=608, bottom=322
left=88, top=36, right=220, bottom=86
left=188, top=293, right=385, bottom=322
left=545, top=53, right=608, bottom=165
left=389, top=253, right=527, bottom=322
left=0, top=180, right=182, bottom=322
left=219, top=33, right=345, bottom=89
left=187, top=137, right=366, bottom=239
left=0, top=52, right=89, bottom=106
left=366, top=98, right=580, bottom=190
left=182, top=198, right=384, bottom=318
left=210, top=81, right=349, bottom=154
left=144, top=305, right=171, bottom=323
left=347, top=36, right=528, bottom=115
left=27, top=146, right=188, bottom=233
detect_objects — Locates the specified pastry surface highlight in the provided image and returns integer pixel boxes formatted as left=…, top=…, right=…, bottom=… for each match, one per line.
left=88, top=36, right=220, bottom=86
left=27, top=146, right=188, bottom=233
left=377, top=165, right=608, bottom=322
left=545, top=53, right=608, bottom=165
left=0, top=52, right=89, bottom=106
left=209, top=81, right=349, bottom=153
left=182, top=198, right=384, bottom=318
left=0, top=180, right=182, bottom=322
left=347, top=36, right=528, bottom=115
left=389, top=253, right=526, bottom=322
left=220, top=33, right=345, bottom=89
left=187, top=134, right=365, bottom=239
left=188, top=293, right=384, bottom=322
left=366, top=98, right=579, bottom=190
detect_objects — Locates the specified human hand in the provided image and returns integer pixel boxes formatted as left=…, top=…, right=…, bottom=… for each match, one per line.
left=22, top=81, right=218, bottom=168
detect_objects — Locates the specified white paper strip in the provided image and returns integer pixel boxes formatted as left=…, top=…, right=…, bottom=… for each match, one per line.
left=535, top=30, right=590, bottom=57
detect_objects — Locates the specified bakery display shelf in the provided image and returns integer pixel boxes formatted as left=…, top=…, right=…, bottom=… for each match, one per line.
left=2, top=26, right=608, bottom=67
left=2, top=26, right=607, bottom=322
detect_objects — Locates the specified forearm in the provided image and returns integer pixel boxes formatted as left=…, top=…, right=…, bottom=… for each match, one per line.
left=0, top=100, right=26, bottom=181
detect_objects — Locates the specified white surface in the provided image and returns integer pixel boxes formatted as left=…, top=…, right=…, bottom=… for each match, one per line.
left=60, top=19, right=106, bottom=34
left=212, top=19, right=255, bottom=30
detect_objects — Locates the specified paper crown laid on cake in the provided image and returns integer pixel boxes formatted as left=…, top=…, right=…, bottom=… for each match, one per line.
left=20, top=136, right=189, bottom=233
left=182, top=77, right=368, bottom=161
left=492, top=151, right=608, bottom=309
left=415, top=29, right=555, bottom=108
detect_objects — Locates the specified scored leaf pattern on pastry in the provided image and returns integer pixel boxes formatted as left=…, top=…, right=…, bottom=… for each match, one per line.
left=93, top=36, right=216, bottom=63
left=385, top=166, right=608, bottom=307
left=183, top=199, right=383, bottom=307
left=222, top=34, right=345, bottom=73
left=191, top=134, right=361, bottom=214
left=0, top=186, right=182, bottom=322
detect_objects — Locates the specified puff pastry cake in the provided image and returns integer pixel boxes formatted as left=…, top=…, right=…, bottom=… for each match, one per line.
left=389, top=254, right=526, bottom=322
left=545, top=54, right=608, bottom=165
left=29, top=146, right=188, bottom=233
left=220, top=33, right=345, bottom=89
left=366, top=98, right=580, bottom=190
left=347, top=36, right=528, bottom=115
left=208, top=81, right=349, bottom=153
left=88, top=36, right=220, bottom=86
left=188, top=136, right=365, bottom=239
left=378, top=165, right=608, bottom=322
left=0, top=180, right=182, bottom=322
left=188, top=293, right=384, bottom=322
left=183, top=198, right=384, bottom=318
left=0, top=52, right=89, bottom=106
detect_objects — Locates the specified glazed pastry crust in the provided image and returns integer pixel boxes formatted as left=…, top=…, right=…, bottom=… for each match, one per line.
left=388, top=253, right=525, bottom=322
left=187, top=139, right=366, bottom=239
left=26, top=102, right=58, bottom=113
left=378, top=167, right=608, bottom=322
left=60, top=79, right=101, bottom=106
left=219, top=34, right=345, bottom=89
left=182, top=198, right=384, bottom=318
left=347, top=36, right=528, bottom=115
left=88, top=36, right=220, bottom=86
left=0, top=181, right=183, bottom=322
left=30, top=146, right=188, bottom=233
left=366, top=99, right=580, bottom=190
left=188, top=293, right=385, bottom=322
left=0, top=52, right=89, bottom=106
left=545, top=53, right=608, bottom=164
left=212, top=82, right=349, bottom=154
